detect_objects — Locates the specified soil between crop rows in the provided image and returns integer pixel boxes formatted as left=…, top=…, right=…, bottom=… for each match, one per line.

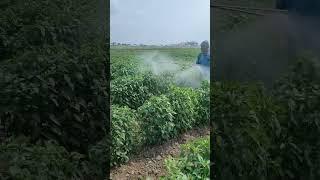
left=110, top=126, right=210, bottom=180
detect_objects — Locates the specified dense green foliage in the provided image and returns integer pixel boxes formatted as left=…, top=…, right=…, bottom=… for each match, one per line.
left=138, top=95, right=176, bottom=144
left=110, top=48, right=210, bottom=170
left=161, top=137, right=210, bottom=180
left=109, top=79, right=210, bottom=167
left=196, top=81, right=210, bottom=125
left=0, top=0, right=108, bottom=178
left=111, top=50, right=139, bottom=80
left=212, top=57, right=320, bottom=180
left=0, top=137, right=91, bottom=180
left=0, top=136, right=108, bottom=179
left=110, top=48, right=197, bottom=71
left=111, top=75, right=152, bottom=110
left=212, top=1, right=320, bottom=179
left=167, top=86, right=200, bottom=132
left=87, top=136, right=110, bottom=178
left=111, top=105, right=141, bottom=166
left=212, top=82, right=281, bottom=179
left=111, top=72, right=170, bottom=109
left=271, top=57, right=320, bottom=179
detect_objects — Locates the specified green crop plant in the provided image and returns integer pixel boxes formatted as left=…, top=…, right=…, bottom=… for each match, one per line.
left=138, top=95, right=176, bottom=145
left=167, top=86, right=200, bottom=132
left=270, top=56, right=320, bottom=179
left=87, top=136, right=110, bottom=178
left=0, top=1, right=109, bottom=178
left=0, top=0, right=108, bottom=156
left=111, top=105, right=141, bottom=167
left=211, top=56, right=320, bottom=180
left=111, top=75, right=151, bottom=109
left=111, top=72, right=171, bottom=110
left=111, top=50, right=140, bottom=80
left=0, top=137, right=92, bottom=180
left=211, top=81, right=282, bottom=180
left=195, top=81, right=210, bottom=125
left=141, top=71, right=172, bottom=95
left=161, top=136, right=210, bottom=180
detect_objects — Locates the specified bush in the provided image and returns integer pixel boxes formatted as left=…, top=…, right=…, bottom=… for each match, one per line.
left=0, top=137, right=92, bottom=180
left=271, top=57, right=320, bottom=179
left=211, top=56, right=320, bottom=180
left=88, top=136, right=110, bottom=178
left=212, top=82, right=282, bottom=180
left=111, top=51, right=139, bottom=80
left=138, top=95, right=175, bottom=144
left=111, top=75, right=151, bottom=109
left=167, top=86, right=199, bottom=132
left=142, top=72, right=172, bottom=94
left=111, top=72, right=170, bottom=109
left=0, top=0, right=108, bottom=155
left=161, top=136, right=210, bottom=180
left=111, top=105, right=141, bottom=166
left=195, top=81, right=210, bottom=125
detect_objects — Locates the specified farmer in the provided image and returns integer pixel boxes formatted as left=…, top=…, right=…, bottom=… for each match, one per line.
left=196, top=40, right=210, bottom=79
left=196, top=40, right=210, bottom=67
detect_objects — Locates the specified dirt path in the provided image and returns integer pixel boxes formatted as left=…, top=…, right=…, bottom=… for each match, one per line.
left=110, top=126, right=210, bottom=180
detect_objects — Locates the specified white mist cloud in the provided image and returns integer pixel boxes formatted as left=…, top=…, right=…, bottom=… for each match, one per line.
left=137, top=51, right=210, bottom=88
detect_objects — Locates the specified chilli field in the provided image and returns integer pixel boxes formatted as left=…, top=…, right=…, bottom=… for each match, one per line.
left=110, top=47, right=210, bottom=179
left=110, top=46, right=320, bottom=179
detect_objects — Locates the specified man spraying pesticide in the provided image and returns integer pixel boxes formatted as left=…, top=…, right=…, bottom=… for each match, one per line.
left=195, top=40, right=210, bottom=81
left=174, top=40, right=210, bottom=88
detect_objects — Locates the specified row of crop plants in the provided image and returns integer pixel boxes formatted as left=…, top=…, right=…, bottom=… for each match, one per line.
left=161, top=136, right=210, bottom=180
left=110, top=51, right=210, bottom=167
left=211, top=55, right=320, bottom=179
left=0, top=1, right=109, bottom=179
left=159, top=54, right=320, bottom=180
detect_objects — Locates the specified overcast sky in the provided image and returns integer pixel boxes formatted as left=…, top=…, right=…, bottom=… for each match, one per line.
left=111, top=0, right=210, bottom=45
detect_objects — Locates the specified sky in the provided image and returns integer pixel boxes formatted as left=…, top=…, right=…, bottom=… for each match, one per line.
left=110, top=0, right=210, bottom=45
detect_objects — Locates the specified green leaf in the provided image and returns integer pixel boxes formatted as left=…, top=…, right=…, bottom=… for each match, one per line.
left=49, top=114, right=61, bottom=126
left=64, top=74, right=74, bottom=90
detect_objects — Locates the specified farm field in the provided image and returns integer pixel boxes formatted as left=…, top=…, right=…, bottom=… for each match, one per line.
left=110, top=47, right=210, bottom=179
left=2, top=0, right=319, bottom=179
left=110, top=48, right=201, bottom=76
left=110, top=48, right=320, bottom=180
